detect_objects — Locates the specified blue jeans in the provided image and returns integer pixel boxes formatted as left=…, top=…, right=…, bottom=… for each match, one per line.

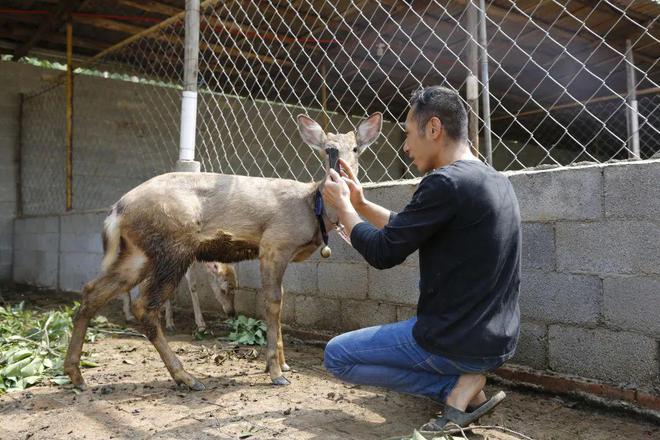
left=323, top=317, right=503, bottom=403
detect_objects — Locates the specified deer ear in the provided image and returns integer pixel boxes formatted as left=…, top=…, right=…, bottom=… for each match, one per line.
left=297, top=114, right=325, bottom=151
left=356, top=112, right=382, bottom=153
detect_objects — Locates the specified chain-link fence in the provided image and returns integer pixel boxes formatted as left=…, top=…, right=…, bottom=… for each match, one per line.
left=17, top=0, right=660, bottom=215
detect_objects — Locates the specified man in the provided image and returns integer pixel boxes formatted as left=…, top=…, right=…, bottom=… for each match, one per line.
left=322, top=86, right=521, bottom=430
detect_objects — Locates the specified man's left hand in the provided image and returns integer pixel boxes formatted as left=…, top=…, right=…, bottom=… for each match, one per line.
left=323, top=169, right=352, bottom=212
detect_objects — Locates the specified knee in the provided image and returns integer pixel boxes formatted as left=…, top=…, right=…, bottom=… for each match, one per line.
left=323, top=336, right=349, bottom=377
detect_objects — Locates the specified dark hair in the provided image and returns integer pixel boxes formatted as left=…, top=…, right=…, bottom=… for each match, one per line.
left=409, top=86, right=468, bottom=142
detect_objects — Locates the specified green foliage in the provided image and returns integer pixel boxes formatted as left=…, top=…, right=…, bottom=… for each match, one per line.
left=0, top=301, right=116, bottom=394
left=225, top=315, right=267, bottom=346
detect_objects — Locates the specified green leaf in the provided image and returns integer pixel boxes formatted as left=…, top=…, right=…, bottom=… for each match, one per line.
left=80, top=360, right=99, bottom=368
left=50, top=376, right=71, bottom=385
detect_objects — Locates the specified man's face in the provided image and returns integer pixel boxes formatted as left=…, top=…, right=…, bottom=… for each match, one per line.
left=403, top=109, right=435, bottom=174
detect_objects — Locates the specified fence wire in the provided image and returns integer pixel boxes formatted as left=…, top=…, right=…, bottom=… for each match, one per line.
left=17, top=0, right=660, bottom=215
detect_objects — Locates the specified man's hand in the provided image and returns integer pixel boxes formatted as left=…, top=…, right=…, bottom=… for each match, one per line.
left=338, top=158, right=366, bottom=208
left=323, top=169, right=352, bottom=212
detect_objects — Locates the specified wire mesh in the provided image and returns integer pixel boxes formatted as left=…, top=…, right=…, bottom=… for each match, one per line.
left=16, top=0, right=660, bottom=215
left=21, top=84, right=67, bottom=216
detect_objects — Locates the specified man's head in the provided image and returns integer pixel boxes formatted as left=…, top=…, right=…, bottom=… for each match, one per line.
left=403, top=86, right=468, bottom=174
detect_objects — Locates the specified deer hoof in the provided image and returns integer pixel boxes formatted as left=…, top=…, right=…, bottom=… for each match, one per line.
left=189, top=379, right=206, bottom=391
left=281, top=363, right=291, bottom=372
left=272, top=376, right=291, bottom=386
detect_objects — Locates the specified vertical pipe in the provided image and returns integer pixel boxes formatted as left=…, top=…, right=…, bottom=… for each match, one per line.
left=478, top=0, right=492, bottom=166
left=65, top=19, right=73, bottom=211
left=178, top=0, right=200, bottom=167
left=16, top=93, right=24, bottom=218
left=466, top=0, right=480, bottom=157
left=625, top=39, right=640, bottom=159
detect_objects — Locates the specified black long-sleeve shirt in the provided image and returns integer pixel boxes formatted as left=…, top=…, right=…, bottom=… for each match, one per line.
left=351, top=159, right=521, bottom=362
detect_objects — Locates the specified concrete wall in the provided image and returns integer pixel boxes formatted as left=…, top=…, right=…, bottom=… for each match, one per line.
left=13, top=159, right=659, bottom=391
left=0, top=61, right=60, bottom=280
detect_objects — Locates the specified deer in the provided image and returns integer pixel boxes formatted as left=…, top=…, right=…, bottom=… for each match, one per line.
left=63, top=112, right=382, bottom=390
left=122, top=262, right=237, bottom=332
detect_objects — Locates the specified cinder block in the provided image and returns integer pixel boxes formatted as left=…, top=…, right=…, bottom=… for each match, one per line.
left=59, top=252, right=103, bottom=292
left=548, top=325, right=657, bottom=385
left=508, top=166, right=602, bottom=221
left=60, top=232, right=103, bottom=253
left=0, top=201, right=16, bottom=217
left=368, top=264, right=419, bottom=305
left=294, top=295, right=341, bottom=330
left=326, top=233, right=363, bottom=263
left=520, top=269, right=601, bottom=325
left=60, top=212, right=106, bottom=233
left=14, top=232, right=59, bottom=251
left=522, top=222, right=554, bottom=270
left=340, top=299, right=397, bottom=330
left=255, top=290, right=295, bottom=324
left=556, top=221, right=660, bottom=275
left=512, top=322, right=547, bottom=370
left=0, top=247, right=12, bottom=265
left=13, top=250, right=58, bottom=288
left=233, top=289, right=257, bottom=317
left=237, top=260, right=261, bottom=289
left=603, top=276, right=660, bottom=336
left=318, top=262, right=367, bottom=299
left=363, top=181, right=417, bottom=213
left=0, top=263, right=11, bottom=281
left=283, top=262, right=317, bottom=295
left=604, top=160, right=660, bottom=220
left=396, top=305, right=416, bottom=321
left=15, top=216, right=59, bottom=234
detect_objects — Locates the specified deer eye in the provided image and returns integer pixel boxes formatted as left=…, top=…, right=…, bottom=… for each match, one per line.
left=353, top=147, right=358, bottom=153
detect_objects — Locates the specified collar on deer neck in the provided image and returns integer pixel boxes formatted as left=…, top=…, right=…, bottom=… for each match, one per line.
left=314, top=146, right=341, bottom=249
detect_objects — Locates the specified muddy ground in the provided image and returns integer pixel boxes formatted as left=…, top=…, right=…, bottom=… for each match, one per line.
left=0, top=288, right=658, bottom=440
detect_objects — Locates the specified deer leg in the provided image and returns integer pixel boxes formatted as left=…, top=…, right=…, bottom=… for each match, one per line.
left=260, top=249, right=292, bottom=385
left=278, top=325, right=290, bottom=372
left=164, top=299, right=174, bottom=331
left=65, top=270, right=139, bottom=389
left=133, top=272, right=204, bottom=391
left=123, top=286, right=139, bottom=322
left=185, top=267, right=206, bottom=331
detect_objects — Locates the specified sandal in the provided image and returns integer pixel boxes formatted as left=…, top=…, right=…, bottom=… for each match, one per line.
left=420, top=390, right=506, bottom=432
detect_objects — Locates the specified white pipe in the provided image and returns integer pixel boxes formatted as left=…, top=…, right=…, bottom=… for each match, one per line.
left=179, top=90, right=197, bottom=162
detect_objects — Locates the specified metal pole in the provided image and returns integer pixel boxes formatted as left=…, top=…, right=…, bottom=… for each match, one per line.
left=466, top=0, right=479, bottom=157
left=177, top=0, right=201, bottom=172
left=16, top=93, right=24, bottom=218
left=625, top=39, right=640, bottom=160
left=65, top=18, right=73, bottom=211
left=478, top=0, right=492, bottom=166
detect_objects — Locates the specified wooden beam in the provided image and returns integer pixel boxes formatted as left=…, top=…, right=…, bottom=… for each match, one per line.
left=1, top=26, right=109, bottom=52
left=118, top=0, right=181, bottom=17
left=73, top=15, right=147, bottom=35
left=12, top=0, right=84, bottom=60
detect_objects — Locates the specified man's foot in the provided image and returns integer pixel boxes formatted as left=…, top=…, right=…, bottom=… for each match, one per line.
left=445, top=373, right=486, bottom=411
left=467, top=389, right=487, bottom=410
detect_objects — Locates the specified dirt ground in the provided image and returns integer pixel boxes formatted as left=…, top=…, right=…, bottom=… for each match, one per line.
left=0, top=289, right=658, bottom=440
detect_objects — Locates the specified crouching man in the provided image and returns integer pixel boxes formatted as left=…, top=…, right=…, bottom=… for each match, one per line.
left=322, top=86, right=521, bottom=431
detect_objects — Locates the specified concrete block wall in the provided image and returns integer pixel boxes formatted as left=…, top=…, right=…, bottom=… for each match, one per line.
left=0, top=61, right=56, bottom=280
left=13, top=211, right=105, bottom=292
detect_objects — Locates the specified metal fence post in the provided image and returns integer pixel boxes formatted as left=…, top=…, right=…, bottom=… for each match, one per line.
left=478, top=0, right=493, bottom=166
left=177, top=0, right=201, bottom=173
left=625, top=39, right=640, bottom=160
